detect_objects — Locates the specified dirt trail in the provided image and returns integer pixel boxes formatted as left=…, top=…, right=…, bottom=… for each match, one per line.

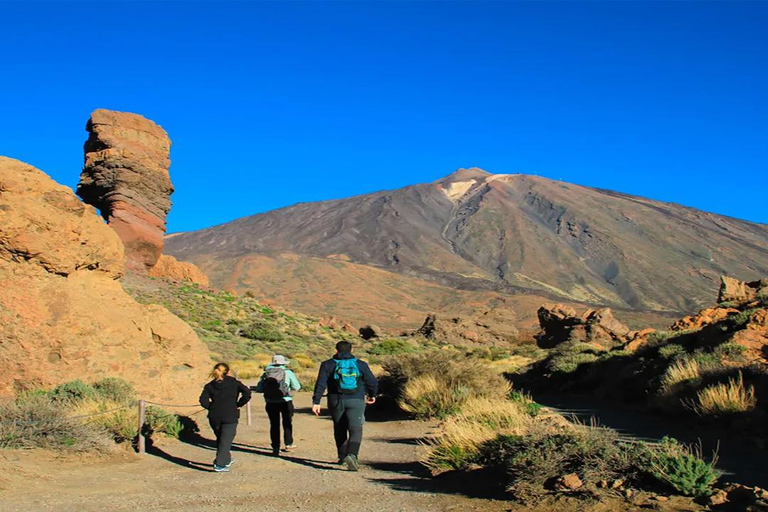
left=0, top=394, right=512, bottom=512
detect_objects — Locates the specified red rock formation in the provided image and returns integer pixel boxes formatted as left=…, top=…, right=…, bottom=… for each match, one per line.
left=0, top=157, right=209, bottom=402
left=77, top=109, right=173, bottom=272
left=149, top=254, right=210, bottom=286
left=415, top=301, right=520, bottom=346
left=718, top=275, right=768, bottom=305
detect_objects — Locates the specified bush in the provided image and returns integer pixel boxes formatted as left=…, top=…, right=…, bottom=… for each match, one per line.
left=381, top=352, right=510, bottom=419
left=369, top=338, right=417, bottom=356
left=92, top=378, right=136, bottom=405
left=645, top=437, right=719, bottom=497
left=145, top=406, right=184, bottom=438
left=508, top=390, right=542, bottom=417
left=660, top=358, right=701, bottom=396
left=547, top=352, right=599, bottom=374
left=658, top=344, right=686, bottom=360
left=50, top=380, right=98, bottom=402
left=691, top=373, right=756, bottom=416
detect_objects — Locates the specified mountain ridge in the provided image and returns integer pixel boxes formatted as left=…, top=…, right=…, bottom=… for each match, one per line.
left=166, top=168, right=768, bottom=327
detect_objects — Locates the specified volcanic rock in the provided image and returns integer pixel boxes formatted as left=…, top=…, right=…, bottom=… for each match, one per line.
left=149, top=254, right=209, bottom=286
left=0, top=157, right=209, bottom=403
left=718, top=276, right=768, bottom=305
left=77, top=109, right=173, bottom=273
left=537, top=304, right=631, bottom=348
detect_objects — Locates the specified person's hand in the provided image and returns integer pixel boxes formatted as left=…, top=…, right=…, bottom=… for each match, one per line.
left=365, top=396, right=376, bottom=405
left=312, top=404, right=321, bottom=416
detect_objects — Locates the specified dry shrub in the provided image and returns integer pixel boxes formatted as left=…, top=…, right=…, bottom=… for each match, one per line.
left=290, top=353, right=315, bottom=369
left=660, top=358, right=701, bottom=395
left=381, top=351, right=509, bottom=418
left=231, top=358, right=268, bottom=379
left=423, top=396, right=533, bottom=473
left=692, top=373, right=756, bottom=416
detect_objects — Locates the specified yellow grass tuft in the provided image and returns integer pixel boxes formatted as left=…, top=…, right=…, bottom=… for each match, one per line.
left=660, top=358, right=701, bottom=395
left=693, top=373, right=756, bottom=416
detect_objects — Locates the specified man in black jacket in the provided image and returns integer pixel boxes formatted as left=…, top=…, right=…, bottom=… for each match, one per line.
left=312, top=341, right=378, bottom=471
left=199, top=363, right=252, bottom=472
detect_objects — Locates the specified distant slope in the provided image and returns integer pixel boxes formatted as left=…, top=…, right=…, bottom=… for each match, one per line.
left=166, top=168, right=768, bottom=326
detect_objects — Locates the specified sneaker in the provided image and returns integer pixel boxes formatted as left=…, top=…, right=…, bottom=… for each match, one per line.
left=226, top=459, right=235, bottom=468
left=282, top=444, right=296, bottom=452
left=213, top=464, right=230, bottom=472
left=343, top=454, right=359, bottom=472
left=271, top=448, right=280, bottom=456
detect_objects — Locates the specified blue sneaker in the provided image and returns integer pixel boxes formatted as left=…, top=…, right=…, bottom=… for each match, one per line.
left=213, top=464, right=230, bottom=472
left=226, top=459, right=235, bottom=468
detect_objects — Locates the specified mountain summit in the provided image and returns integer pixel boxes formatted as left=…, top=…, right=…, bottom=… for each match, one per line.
left=166, top=169, right=768, bottom=326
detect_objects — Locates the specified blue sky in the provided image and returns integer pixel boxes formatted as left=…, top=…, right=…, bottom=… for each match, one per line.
left=1, top=1, right=766, bottom=232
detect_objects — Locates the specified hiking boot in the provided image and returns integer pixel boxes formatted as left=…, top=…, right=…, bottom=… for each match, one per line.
left=343, top=454, right=359, bottom=472
left=271, top=448, right=280, bottom=456
left=213, top=464, right=230, bottom=472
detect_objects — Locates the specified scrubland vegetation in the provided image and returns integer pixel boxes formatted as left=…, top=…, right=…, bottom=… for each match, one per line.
left=379, top=352, right=722, bottom=502
left=0, top=378, right=184, bottom=451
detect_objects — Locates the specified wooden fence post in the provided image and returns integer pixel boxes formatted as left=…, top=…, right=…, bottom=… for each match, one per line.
left=246, top=400, right=252, bottom=426
left=138, top=399, right=146, bottom=455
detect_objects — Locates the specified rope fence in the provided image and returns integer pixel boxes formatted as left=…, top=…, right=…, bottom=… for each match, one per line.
left=0, top=397, right=253, bottom=455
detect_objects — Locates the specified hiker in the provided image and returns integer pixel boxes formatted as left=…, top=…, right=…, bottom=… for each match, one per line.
left=254, top=355, right=302, bottom=455
left=199, top=362, right=252, bottom=472
left=312, top=341, right=378, bottom=471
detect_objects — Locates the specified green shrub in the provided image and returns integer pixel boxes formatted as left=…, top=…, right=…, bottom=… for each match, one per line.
left=645, top=437, right=719, bottom=497
left=713, top=343, right=747, bottom=361
left=93, top=378, right=136, bottom=405
left=547, top=352, right=599, bottom=374
left=508, top=390, right=542, bottom=417
left=145, top=406, right=184, bottom=438
left=659, top=344, right=686, bottom=359
left=242, top=321, right=283, bottom=342
left=369, top=338, right=417, bottom=356
left=50, top=380, right=98, bottom=403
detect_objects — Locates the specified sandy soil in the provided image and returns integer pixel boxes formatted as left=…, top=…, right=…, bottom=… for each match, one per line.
left=0, top=394, right=703, bottom=512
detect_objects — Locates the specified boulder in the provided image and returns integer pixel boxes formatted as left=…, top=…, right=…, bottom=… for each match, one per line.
left=77, top=109, right=173, bottom=272
left=671, top=307, right=740, bottom=331
left=718, top=275, right=768, bottom=305
left=149, top=254, right=209, bottom=286
left=537, top=304, right=630, bottom=348
left=0, top=158, right=209, bottom=404
left=359, top=325, right=381, bottom=340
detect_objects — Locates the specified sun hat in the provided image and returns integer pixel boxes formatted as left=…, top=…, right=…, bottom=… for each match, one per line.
left=271, top=355, right=288, bottom=365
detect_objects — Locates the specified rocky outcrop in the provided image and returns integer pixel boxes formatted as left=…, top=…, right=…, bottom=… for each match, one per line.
left=0, top=157, right=209, bottom=403
left=536, top=304, right=631, bottom=348
left=77, top=109, right=173, bottom=273
left=718, top=275, right=768, bottom=305
left=149, top=254, right=209, bottom=286
left=416, top=301, right=520, bottom=346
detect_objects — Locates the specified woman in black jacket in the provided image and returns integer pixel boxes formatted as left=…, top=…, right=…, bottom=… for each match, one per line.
left=199, top=363, right=252, bottom=472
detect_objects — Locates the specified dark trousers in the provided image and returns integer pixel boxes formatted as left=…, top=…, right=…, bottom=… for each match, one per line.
left=328, top=395, right=365, bottom=459
left=265, top=401, right=294, bottom=450
left=209, top=419, right=238, bottom=467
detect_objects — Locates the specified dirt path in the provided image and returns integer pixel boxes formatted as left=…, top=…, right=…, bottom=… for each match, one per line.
left=0, top=394, right=511, bottom=512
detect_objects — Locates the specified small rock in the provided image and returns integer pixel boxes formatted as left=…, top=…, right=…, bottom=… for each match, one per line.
left=611, top=479, right=625, bottom=489
left=652, top=495, right=669, bottom=502
left=554, top=473, right=583, bottom=491
left=709, top=489, right=729, bottom=506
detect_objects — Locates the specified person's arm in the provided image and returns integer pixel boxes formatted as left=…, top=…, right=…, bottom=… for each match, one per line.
left=199, top=384, right=211, bottom=410
left=359, top=361, right=379, bottom=399
left=287, top=370, right=301, bottom=392
left=236, top=380, right=252, bottom=407
left=312, top=361, right=332, bottom=414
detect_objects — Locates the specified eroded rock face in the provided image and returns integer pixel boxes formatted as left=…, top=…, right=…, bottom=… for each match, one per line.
left=77, top=109, right=173, bottom=272
left=149, top=254, right=210, bottom=287
left=537, top=304, right=630, bottom=348
left=0, top=158, right=209, bottom=403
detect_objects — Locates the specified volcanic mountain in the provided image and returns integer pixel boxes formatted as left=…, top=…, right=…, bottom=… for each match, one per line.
left=165, top=168, right=768, bottom=329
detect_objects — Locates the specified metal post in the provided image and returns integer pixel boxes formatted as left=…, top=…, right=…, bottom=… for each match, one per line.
left=246, top=400, right=252, bottom=426
left=138, top=399, right=146, bottom=454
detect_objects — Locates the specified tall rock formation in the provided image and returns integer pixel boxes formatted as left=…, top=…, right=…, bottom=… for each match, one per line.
left=0, top=157, right=209, bottom=403
left=77, top=109, right=173, bottom=272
